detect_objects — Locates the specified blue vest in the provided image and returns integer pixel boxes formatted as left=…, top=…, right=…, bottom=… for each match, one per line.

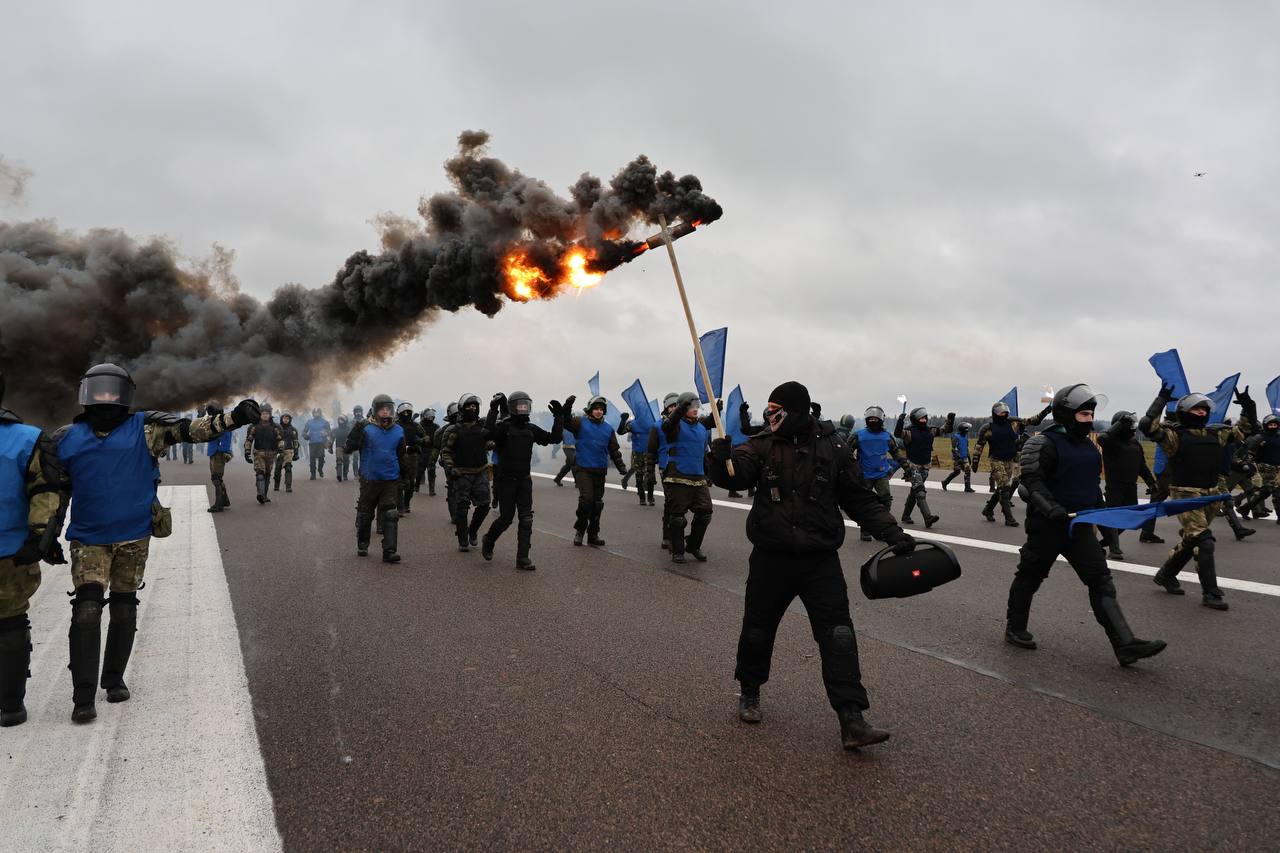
left=0, top=422, right=41, bottom=556
left=1154, top=445, right=1167, bottom=476
left=627, top=421, right=647, bottom=452
left=361, top=423, right=403, bottom=481
left=561, top=429, right=576, bottom=448
left=988, top=420, right=1018, bottom=460
left=59, top=412, right=157, bottom=545
left=207, top=431, right=233, bottom=457
left=659, top=420, right=708, bottom=476
left=304, top=417, right=329, bottom=444
left=855, top=428, right=895, bottom=480
left=906, top=424, right=934, bottom=465
left=1043, top=430, right=1102, bottom=513
left=954, top=434, right=970, bottom=458
left=575, top=418, right=614, bottom=469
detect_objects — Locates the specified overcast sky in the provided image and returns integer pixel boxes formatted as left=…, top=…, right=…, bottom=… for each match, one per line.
left=4, top=1, right=1278, bottom=422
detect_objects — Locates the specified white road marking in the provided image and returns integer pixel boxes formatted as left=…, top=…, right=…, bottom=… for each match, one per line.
left=0, top=485, right=283, bottom=853
left=531, top=472, right=1280, bottom=598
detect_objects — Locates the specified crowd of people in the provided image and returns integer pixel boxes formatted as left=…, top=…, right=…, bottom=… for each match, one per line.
left=2, top=363, right=1278, bottom=750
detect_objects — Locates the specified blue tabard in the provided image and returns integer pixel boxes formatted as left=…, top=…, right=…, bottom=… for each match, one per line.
left=361, top=423, right=403, bottom=481
left=659, top=420, right=708, bottom=476
left=855, top=428, right=895, bottom=480
left=0, top=422, right=41, bottom=556
left=59, top=412, right=157, bottom=545
left=574, top=418, right=614, bottom=469
left=207, top=431, right=233, bottom=457
left=954, top=434, right=970, bottom=458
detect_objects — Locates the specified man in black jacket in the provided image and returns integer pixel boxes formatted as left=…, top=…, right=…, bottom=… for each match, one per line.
left=893, top=407, right=954, bottom=528
left=709, top=381, right=916, bottom=751
left=1007, top=384, right=1166, bottom=665
left=480, top=392, right=563, bottom=569
left=1096, top=410, right=1157, bottom=561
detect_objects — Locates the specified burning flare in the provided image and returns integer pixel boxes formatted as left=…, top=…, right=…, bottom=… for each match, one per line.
left=502, top=244, right=603, bottom=299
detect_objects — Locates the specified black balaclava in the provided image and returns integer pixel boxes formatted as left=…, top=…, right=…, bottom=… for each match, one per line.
left=769, top=381, right=812, bottom=438
left=86, top=404, right=130, bottom=433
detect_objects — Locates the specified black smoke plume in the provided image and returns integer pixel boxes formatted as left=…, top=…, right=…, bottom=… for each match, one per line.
left=0, top=132, right=721, bottom=426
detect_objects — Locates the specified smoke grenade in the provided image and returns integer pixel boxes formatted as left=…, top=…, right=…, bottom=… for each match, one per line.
left=0, top=131, right=722, bottom=425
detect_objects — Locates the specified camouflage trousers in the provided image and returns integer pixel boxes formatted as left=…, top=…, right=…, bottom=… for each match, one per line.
left=0, top=557, right=41, bottom=620
left=70, top=537, right=150, bottom=594
left=209, top=452, right=230, bottom=481
left=1166, top=486, right=1220, bottom=562
left=625, top=451, right=654, bottom=491
left=1224, top=469, right=1263, bottom=493
left=989, top=459, right=1018, bottom=489
left=950, top=457, right=972, bottom=474
left=252, top=450, right=277, bottom=476
left=1259, top=463, right=1280, bottom=491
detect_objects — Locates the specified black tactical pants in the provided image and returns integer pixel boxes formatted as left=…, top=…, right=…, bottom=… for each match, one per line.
left=356, top=478, right=399, bottom=554
left=485, top=476, right=535, bottom=561
left=308, top=444, right=327, bottom=478
left=735, top=549, right=869, bottom=712
left=554, top=446, right=577, bottom=483
left=1142, top=470, right=1171, bottom=536
left=1101, top=482, right=1138, bottom=548
left=573, top=467, right=606, bottom=535
left=1007, top=513, right=1119, bottom=636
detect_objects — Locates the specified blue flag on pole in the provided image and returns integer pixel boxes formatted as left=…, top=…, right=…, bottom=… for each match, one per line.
left=1148, top=349, right=1190, bottom=412
left=1205, top=373, right=1239, bottom=425
left=587, top=371, right=600, bottom=398
left=998, top=387, right=1019, bottom=419
left=649, top=399, right=660, bottom=422
left=695, top=327, right=728, bottom=404
left=1069, top=494, right=1232, bottom=533
left=725, top=385, right=747, bottom=445
left=621, top=379, right=655, bottom=434
left=1267, top=375, right=1280, bottom=416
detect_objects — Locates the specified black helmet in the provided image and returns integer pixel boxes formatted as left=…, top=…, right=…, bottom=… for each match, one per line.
left=458, top=393, right=480, bottom=410
left=1112, top=410, right=1136, bottom=431
left=445, top=401, right=459, bottom=422
left=396, top=402, right=414, bottom=419
left=205, top=402, right=223, bottom=417
left=1052, top=384, right=1106, bottom=436
left=909, top=406, right=928, bottom=423
left=991, top=402, right=1011, bottom=417
left=1263, top=414, right=1279, bottom=429
left=864, top=406, right=885, bottom=422
left=1174, top=393, right=1213, bottom=429
left=508, top=391, right=532, bottom=418
left=958, top=422, right=971, bottom=434
left=585, top=395, right=608, bottom=415
left=676, top=391, right=700, bottom=409
left=78, top=362, right=135, bottom=409
left=422, top=408, right=437, bottom=422
left=371, top=394, right=394, bottom=419
left=839, top=414, right=855, bottom=430
left=261, top=402, right=274, bottom=416
left=353, top=405, right=364, bottom=418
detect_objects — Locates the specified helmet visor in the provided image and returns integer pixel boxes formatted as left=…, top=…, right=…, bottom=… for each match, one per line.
left=864, top=406, right=885, bottom=421
left=79, top=374, right=134, bottom=407
left=512, top=398, right=532, bottom=416
left=1061, top=384, right=1107, bottom=412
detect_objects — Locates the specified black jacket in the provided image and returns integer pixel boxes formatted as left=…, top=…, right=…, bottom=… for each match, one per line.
left=1098, top=425, right=1155, bottom=490
left=708, top=420, right=906, bottom=553
left=485, top=411, right=563, bottom=479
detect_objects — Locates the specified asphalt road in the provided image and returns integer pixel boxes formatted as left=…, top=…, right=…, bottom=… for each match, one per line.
left=156, top=452, right=1280, bottom=851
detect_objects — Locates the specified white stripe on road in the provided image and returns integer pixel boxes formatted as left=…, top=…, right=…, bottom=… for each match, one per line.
left=0, top=485, right=283, bottom=853
left=532, top=473, right=1280, bottom=599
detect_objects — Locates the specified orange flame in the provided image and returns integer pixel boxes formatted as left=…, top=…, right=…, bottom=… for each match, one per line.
left=563, top=247, right=603, bottom=289
left=503, top=252, right=547, bottom=301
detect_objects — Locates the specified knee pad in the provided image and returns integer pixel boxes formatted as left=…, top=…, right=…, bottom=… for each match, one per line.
left=823, top=624, right=856, bottom=655
left=71, top=583, right=106, bottom=623
left=383, top=509, right=399, bottom=524
left=0, top=613, right=30, bottom=635
left=108, top=591, right=139, bottom=619
left=1195, top=533, right=1215, bottom=557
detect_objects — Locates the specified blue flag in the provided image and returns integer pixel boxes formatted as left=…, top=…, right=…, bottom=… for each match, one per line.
left=1268, top=375, right=1280, bottom=417
left=621, top=379, right=655, bottom=434
left=1148, top=349, right=1190, bottom=412
left=1069, top=494, right=1232, bottom=533
left=649, top=399, right=661, bottom=422
left=587, top=371, right=600, bottom=398
left=1205, top=373, right=1239, bottom=425
left=999, top=387, right=1019, bottom=419
left=695, top=327, right=728, bottom=404
left=725, top=385, right=747, bottom=446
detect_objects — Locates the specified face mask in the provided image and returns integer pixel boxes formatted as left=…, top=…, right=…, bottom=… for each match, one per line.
left=865, top=419, right=883, bottom=433
left=86, top=406, right=130, bottom=433
left=774, top=411, right=811, bottom=438
left=1067, top=416, right=1094, bottom=438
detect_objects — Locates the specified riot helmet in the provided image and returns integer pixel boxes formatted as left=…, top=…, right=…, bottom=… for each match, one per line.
left=909, top=406, right=929, bottom=425
left=371, top=394, right=395, bottom=425
left=458, top=393, right=480, bottom=422
left=280, top=412, right=292, bottom=425
left=422, top=408, right=437, bottom=423
left=958, top=422, right=972, bottom=435
left=863, top=406, right=886, bottom=432
left=676, top=391, right=700, bottom=421
left=1174, top=393, right=1214, bottom=430
left=396, top=402, right=414, bottom=421
left=586, top=395, right=608, bottom=420
left=662, top=392, right=680, bottom=414
left=445, top=401, right=459, bottom=423
left=260, top=403, right=273, bottom=423
left=839, top=414, right=856, bottom=430
left=1052, top=383, right=1106, bottom=438
left=1111, top=410, right=1136, bottom=436
left=1262, top=413, right=1278, bottom=431
left=312, top=407, right=322, bottom=418
left=992, top=402, right=1010, bottom=419
left=508, top=391, right=533, bottom=419
left=78, top=363, right=135, bottom=409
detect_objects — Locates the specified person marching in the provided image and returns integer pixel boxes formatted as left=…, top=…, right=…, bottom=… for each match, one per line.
left=441, top=394, right=492, bottom=552
left=564, top=395, right=627, bottom=547
left=55, top=363, right=256, bottom=722
left=893, top=406, right=954, bottom=528
left=205, top=403, right=235, bottom=513
left=660, top=392, right=716, bottom=564
left=245, top=404, right=283, bottom=504
left=618, top=412, right=654, bottom=506
left=1094, top=410, right=1158, bottom=560
left=480, top=392, right=564, bottom=569
left=650, top=393, right=682, bottom=548
left=847, top=406, right=909, bottom=542
left=708, top=381, right=916, bottom=750
left=273, top=412, right=299, bottom=493
left=434, top=402, right=460, bottom=525
left=332, top=415, right=353, bottom=481
left=940, top=422, right=976, bottom=493
left=350, top=404, right=365, bottom=478
left=1236, top=414, right=1280, bottom=522
left=303, top=407, right=332, bottom=480
left=552, top=423, right=577, bottom=487
left=395, top=403, right=426, bottom=515
left=972, top=400, right=1052, bottom=527
left=417, top=408, right=439, bottom=496
left=1216, top=425, right=1258, bottom=541
left=344, top=394, right=405, bottom=563
left=1142, top=385, right=1255, bottom=611
left=1005, top=384, right=1166, bottom=665
left=0, top=371, right=69, bottom=727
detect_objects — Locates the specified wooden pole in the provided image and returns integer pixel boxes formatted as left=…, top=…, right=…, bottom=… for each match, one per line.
left=655, top=213, right=734, bottom=475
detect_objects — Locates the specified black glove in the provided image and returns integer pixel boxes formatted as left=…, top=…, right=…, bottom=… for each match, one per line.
left=709, top=437, right=732, bottom=462
left=615, top=460, right=628, bottom=476
left=716, top=398, right=724, bottom=412
left=739, top=401, right=750, bottom=416
left=230, top=399, right=261, bottom=427
left=1145, top=385, right=1175, bottom=421
left=1234, top=385, right=1252, bottom=406
left=11, top=533, right=42, bottom=565
left=44, top=540, right=66, bottom=565
left=1235, top=386, right=1257, bottom=422
left=810, top=402, right=822, bottom=418
left=1046, top=505, right=1070, bottom=522
left=619, top=412, right=630, bottom=425
left=548, top=399, right=562, bottom=417
left=563, top=394, right=576, bottom=414
left=887, top=531, right=916, bottom=556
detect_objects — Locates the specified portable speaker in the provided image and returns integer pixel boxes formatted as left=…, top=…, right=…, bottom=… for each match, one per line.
left=860, top=541, right=962, bottom=600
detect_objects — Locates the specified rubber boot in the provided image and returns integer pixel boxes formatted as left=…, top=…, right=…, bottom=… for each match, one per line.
left=1195, top=538, right=1227, bottom=610
left=982, top=492, right=998, bottom=522
left=100, top=592, right=138, bottom=703
left=668, top=515, right=687, bottom=563
left=963, top=473, right=975, bottom=493
left=917, top=491, right=940, bottom=528
left=941, top=471, right=957, bottom=491
left=515, top=513, right=535, bottom=570
left=382, top=510, right=401, bottom=563
left=69, top=585, right=105, bottom=723
left=1092, top=594, right=1167, bottom=665
left=999, top=488, right=1020, bottom=528
left=838, top=706, right=890, bottom=749
left=355, top=512, right=371, bottom=556
left=0, top=617, right=31, bottom=727
left=587, top=501, right=606, bottom=547
left=1153, top=546, right=1193, bottom=595
left=686, top=512, right=712, bottom=562
left=284, top=465, right=292, bottom=493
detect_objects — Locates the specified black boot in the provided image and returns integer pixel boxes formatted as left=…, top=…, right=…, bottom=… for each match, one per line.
left=515, top=513, right=534, bottom=570
left=838, top=705, right=890, bottom=749
left=0, top=616, right=32, bottom=727
left=1194, top=538, right=1227, bottom=610
left=284, top=466, right=292, bottom=492
left=355, top=512, right=371, bottom=557
left=941, top=471, right=957, bottom=491
left=100, top=592, right=139, bottom=703
left=738, top=686, right=761, bottom=724
left=587, top=502, right=606, bottom=546
left=469, top=506, right=489, bottom=547
left=1154, top=546, right=1193, bottom=595
left=382, top=509, right=401, bottom=563
left=256, top=472, right=268, bottom=504
left=963, top=473, right=975, bottom=493
left=69, top=585, right=105, bottom=723
left=573, top=529, right=585, bottom=547
left=998, top=488, right=1019, bottom=528
left=669, top=514, right=687, bottom=564
left=1004, top=627, right=1037, bottom=649
left=686, top=512, right=712, bottom=562
left=1092, top=594, right=1167, bottom=665
left=982, top=492, right=998, bottom=522
left=916, top=492, right=940, bottom=529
